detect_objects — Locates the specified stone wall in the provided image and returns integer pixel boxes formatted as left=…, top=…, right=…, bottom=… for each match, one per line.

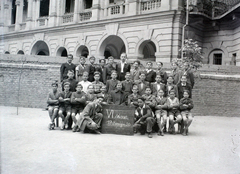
left=1, top=54, right=240, bottom=116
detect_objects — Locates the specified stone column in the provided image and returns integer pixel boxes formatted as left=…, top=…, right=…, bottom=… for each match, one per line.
left=104, top=0, right=109, bottom=17
left=48, top=0, right=57, bottom=26
left=91, top=0, right=100, bottom=21
left=125, top=0, right=129, bottom=15
left=34, top=0, right=40, bottom=27
left=73, top=0, right=80, bottom=23
left=15, top=0, right=23, bottom=31
left=128, top=0, right=138, bottom=15
left=4, top=1, right=11, bottom=28
left=26, top=0, right=33, bottom=29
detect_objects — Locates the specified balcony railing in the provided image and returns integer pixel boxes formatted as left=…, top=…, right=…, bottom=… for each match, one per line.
left=79, top=11, right=92, bottom=21
left=62, top=13, right=74, bottom=23
left=108, top=4, right=125, bottom=15
left=188, top=0, right=240, bottom=18
left=141, top=0, right=161, bottom=11
left=37, top=17, right=48, bottom=27
left=8, top=25, right=15, bottom=32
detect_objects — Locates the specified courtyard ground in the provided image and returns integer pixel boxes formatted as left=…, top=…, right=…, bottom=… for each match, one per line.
left=1, top=106, right=240, bottom=174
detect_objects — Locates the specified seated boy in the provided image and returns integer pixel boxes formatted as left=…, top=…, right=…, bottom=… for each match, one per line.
left=107, top=82, right=127, bottom=105
left=73, top=96, right=104, bottom=134
left=71, top=83, right=86, bottom=125
left=85, top=84, right=97, bottom=105
left=133, top=97, right=155, bottom=138
left=127, top=85, right=140, bottom=108
left=166, top=75, right=178, bottom=98
left=96, top=85, right=109, bottom=104
left=134, top=72, right=150, bottom=96
left=79, top=71, right=92, bottom=94
left=47, top=81, right=60, bottom=130
left=179, top=90, right=194, bottom=136
left=142, top=87, right=156, bottom=110
left=106, top=70, right=119, bottom=93
left=62, top=70, right=78, bottom=92
left=155, top=89, right=168, bottom=136
left=166, top=90, right=182, bottom=134
left=92, top=71, right=104, bottom=94
left=60, top=54, right=76, bottom=82
left=122, top=72, right=133, bottom=95
left=58, top=82, right=72, bottom=130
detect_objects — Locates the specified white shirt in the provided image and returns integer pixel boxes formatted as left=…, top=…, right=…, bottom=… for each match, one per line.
left=121, top=62, right=125, bottom=73
left=79, top=81, right=92, bottom=93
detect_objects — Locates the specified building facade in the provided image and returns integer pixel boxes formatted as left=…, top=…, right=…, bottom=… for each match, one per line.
left=0, top=0, right=240, bottom=65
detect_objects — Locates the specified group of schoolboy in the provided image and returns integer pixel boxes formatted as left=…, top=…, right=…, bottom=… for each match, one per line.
left=47, top=53, right=195, bottom=138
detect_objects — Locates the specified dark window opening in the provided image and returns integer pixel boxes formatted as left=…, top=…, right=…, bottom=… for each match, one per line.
left=11, top=0, right=16, bottom=24
left=104, top=51, right=111, bottom=59
left=85, top=0, right=93, bottom=9
left=23, top=0, right=28, bottom=22
left=61, top=49, right=68, bottom=57
left=38, top=51, right=47, bottom=55
left=232, top=53, right=236, bottom=66
left=109, top=0, right=114, bottom=3
left=5, top=51, right=10, bottom=54
left=213, top=53, right=222, bottom=65
left=65, top=0, right=74, bottom=13
left=17, top=50, right=24, bottom=55
left=40, top=0, right=49, bottom=17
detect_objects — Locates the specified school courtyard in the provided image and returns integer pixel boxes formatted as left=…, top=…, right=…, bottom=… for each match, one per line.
left=1, top=106, right=240, bottom=174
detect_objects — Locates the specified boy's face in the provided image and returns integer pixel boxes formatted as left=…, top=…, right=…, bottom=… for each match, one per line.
left=183, top=62, right=189, bottom=70
left=157, top=63, right=162, bottom=69
left=125, top=73, right=130, bottom=80
left=108, top=58, right=114, bottom=64
left=80, top=58, right=85, bottom=65
left=145, top=88, right=152, bottom=95
left=64, top=85, right=70, bottom=92
left=183, top=92, right=189, bottom=98
left=171, top=63, right=177, bottom=70
left=52, top=85, right=57, bottom=92
left=67, top=57, right=73, bottom=64
left=100, top=60, right=105, bottom=67
left=76, top=86, right=82, bottom=92
left=100, top=86, right=107, bottom=93
left=68, top=72, right=74, bottom=79
left=181, top=76, right=187, bottom=83
left=140, top=74, right=146, bottom=81
left=157, top=90, right=164, bottom=97
left=120, top=53, right=127, bottom=62
left=138, top=99, right=144, bottom=107
left=167, top=77, right=173, bottom=84
left=146, top=63, right=152, bottom=69
left=82, top=73, right=88, bottom=81
left=111, top=72, right=117, bottom=79
left=89, top=58, right=95, bottom=64
left=169, top=92, right=175, bottom=99
left=88, top=86, right=94, bottom=93
left=94, top=74, right=100, bottom=81
left=116, top=83, right=122, bottom=90
left=133, top=62, right=139, bottom=68
left=132, top=87, right=138, bottom=94
left=96, top=98, right=103, bottom=104
left=155, top=75, right=162, bottom=83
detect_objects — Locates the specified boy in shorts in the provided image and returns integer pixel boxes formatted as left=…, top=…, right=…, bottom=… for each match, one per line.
left=47, top=81, right=60, bottom=130
left=155, top=89, right=168, bottom=136
left=166, top=90, right=182, bottom=134
left=71, top=83, right=86, bottom=125
left=58, top=82, right=72, bottom=130
left=179, top=90, right=194, bottom=136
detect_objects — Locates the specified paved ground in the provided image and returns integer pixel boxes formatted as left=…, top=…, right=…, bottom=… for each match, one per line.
left=1, top=106, right=240, bottom=174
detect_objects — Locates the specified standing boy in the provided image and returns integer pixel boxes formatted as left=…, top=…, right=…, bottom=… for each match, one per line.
left=155, top=62, right=168, bottom=84
left=47, top=81, right=60, bottom=130
left=92, top=71, right=104, bottom=91
left=127, top=85, right=140, bottom=108
left=144, top=62, right=156, bottom=83
left=78, top=71, right=92, bottom=94
left=122, top=72, right=133, bottom=95
left=75, top=56, right=87, bottom=82
left=108, top=82, right=127, bottom=105
left=177, top=75, right=192, bottom=100
left=116, top=52, right=131, bottom=81
left=179, top=90, right=194, bottom=136
left=134, top=72, right=150, bottom=95
left=86, top=56, right=96, bottom=82
left=60, top=54, right=76, bottom=82
left=96, top=58, right=107, bottom=83
left=151, top=74, right=166, bottom=96
left=62, top=70, right=78, bottom=92
left=105, top=56, right=116, bottom=81
left=106, top=70, right=119, bottom=93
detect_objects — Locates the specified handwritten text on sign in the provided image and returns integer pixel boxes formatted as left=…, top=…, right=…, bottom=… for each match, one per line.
left=101, top=105, right=134, bottom=135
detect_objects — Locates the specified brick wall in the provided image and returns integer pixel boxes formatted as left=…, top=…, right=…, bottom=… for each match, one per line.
left=1, top=55, right=240, bottom=116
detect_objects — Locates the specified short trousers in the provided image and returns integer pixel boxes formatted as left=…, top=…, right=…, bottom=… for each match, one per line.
left=59, top=105, right=71, bottom=113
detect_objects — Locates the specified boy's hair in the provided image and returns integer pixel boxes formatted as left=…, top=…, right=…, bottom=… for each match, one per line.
left=87, top=84, right=94, bottom=89
left=111, top=70, right=117, bottom=75
left=76, top=83, right=83, bottom=88
left=157, top=62, right=163, bottom=66
left=167, top=75, right=173, bottom=79
left=145, top=87, right=151, bottom=91
left=132, top=85, right=138, bottom=90
left=183, top=90, right=190, bottom=95
left=79, top=56, right=86, bottom=61
left=139, top=71, right=146, bottom=76
left=158, top=89, right=164, bottom=93
left=169, top=90, right=175, bottom=95
left=67, top=70, right=74, bottom=74
left=133, top=60, right=140, bottom=65
left=51, top=80, right=58, bottom=87
left=64, top=82, right=70, bottom=87
left=82, top=71, right=89, bottom=76
left=108, top=56, right=114, bottom=60
left=97, top=95, right=104, bottom=99
left=117, top=81, right=122, bottom=86
left=146, top=61, right=153, bottom=65
left=67, top=54, right=73, bottom=59
left=125, top=72, right=130, bottom=76
left=99, top=59, right=106, bottom=63
left=89, top=56, right=95, bottom=60
left=94, top=71, right=101, bottom=76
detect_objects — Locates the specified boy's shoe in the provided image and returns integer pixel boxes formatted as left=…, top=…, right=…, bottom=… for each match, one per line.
left=72, top=125, right=78, bottom=132
left=65, top=124, right=68, bottom=129
left=48, top=123, right=52, bottom=130
left=186, top=128, right=189, bottom=135
left=163, top=126, right=167, bottom=133
left=182, top=129, right=187, bottom=136
left=158, top=131, right=164, bottom=136
left=93, top=130, right=101, bottom=134
left=61, top=123, right=65, bottom=130
left=51, top=123, right=55, bottom=130
left=148, top=132, right=153, bottom=138
left=168, top=127, right=172, bottom=134
left=172, top=127, right=176, bottom=135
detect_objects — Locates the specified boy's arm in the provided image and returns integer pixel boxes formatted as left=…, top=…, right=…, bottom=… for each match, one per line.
left=142, top=107, right=152, bottom=119
left=172, top=98, right=179, bottom=108
left=188, top=99, right=194, bottom=110
left=179, top=99, right=188, bottom=110
left=58, top=93, right=65, bottom=103
left=70, top=93, right=77, bottom=104
left=60, top=64, right=65, bottom=82
left=107, top=93, right=113, bottom=104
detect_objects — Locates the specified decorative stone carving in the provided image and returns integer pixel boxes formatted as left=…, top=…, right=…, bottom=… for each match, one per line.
left=105, top=23, right=119, bottom=36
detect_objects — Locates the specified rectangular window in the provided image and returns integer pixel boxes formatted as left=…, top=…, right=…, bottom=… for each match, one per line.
left=213, top=53, right=222, bottom=65
left=232, top=53, right=236, bottom=65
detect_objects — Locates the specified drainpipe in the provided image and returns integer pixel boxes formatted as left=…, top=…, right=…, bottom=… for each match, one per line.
left=170, top=10, right=177, bottom=61
left=181, top=0, right=189, bottom=59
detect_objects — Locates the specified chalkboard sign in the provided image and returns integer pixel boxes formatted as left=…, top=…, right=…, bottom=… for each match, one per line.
left=101, top=104, right=135, bottom=135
